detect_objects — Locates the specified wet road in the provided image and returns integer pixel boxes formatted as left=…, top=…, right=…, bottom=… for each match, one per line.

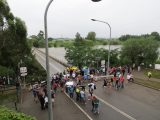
left=34, top=49, right=160, bottom=120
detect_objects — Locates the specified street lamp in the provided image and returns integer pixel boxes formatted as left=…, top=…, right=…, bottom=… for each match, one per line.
left=91, top=19, right=111, bottom=76
left=91, top=0, right=102, bottom=2
left=44, top=0, right=53, bottom=120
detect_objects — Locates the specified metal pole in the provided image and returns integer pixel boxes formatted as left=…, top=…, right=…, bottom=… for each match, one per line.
left=107, top=23, right=111, bottom=76
left=91, top=19, right=111, bottom=76
left=44, top=0, right=53, bottom=120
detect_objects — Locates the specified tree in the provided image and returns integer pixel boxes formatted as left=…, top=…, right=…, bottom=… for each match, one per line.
left=0, top=0, right=30, bottom=71
left=86, top=31, right=96, bottom=41
left=74, top=32, right=83, bottom=43
left=120, top=38, right=159, bottom=67
left=0, top=0, right=46, bottom=82
left=90, top=48, right=119, bottom=68
left=119, top=35, right=131, bottom=41
left=151, top=32, right=160, bottom=41
left=31, top=30, right=45, bottom=48
left=65, top=32, right=119, bottom=69
left=65, top=32, right=93, bottom=68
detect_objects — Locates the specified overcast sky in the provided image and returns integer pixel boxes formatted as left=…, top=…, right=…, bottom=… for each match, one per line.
left=7, top=0, right=160, bottom=38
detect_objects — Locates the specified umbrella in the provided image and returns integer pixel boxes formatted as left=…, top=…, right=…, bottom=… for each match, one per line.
left=65, top=81, right=74, bottom=86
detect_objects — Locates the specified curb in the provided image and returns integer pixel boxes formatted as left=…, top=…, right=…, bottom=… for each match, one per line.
left=134, top=79, right=160, bottom=91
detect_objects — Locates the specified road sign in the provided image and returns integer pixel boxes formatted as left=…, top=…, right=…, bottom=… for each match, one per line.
left=21, top=73, right=27, bottom=76
left=20, top=67, right=27, bottom=73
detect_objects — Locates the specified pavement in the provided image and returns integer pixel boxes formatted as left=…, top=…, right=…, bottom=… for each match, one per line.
left=132, top=70, right=160, bottom=83
left=21, top=89, right=89, bottom=120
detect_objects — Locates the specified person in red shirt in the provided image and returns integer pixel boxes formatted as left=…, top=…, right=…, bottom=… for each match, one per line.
left=119, top=74, right=124, bottom=88
left=112, top=76, right=117, bottom=88
left=52, top=82, right=58, bottom=93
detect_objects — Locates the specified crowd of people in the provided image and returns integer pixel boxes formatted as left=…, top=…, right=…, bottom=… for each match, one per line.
left=30, top=65, right=136, bottom=114
left=29, top=67, right=100, bottom=113
left=102, top=66, right=134, bottom=90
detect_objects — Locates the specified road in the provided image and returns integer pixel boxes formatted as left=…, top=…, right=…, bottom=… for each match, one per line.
left=25, top=49, right=160, bottom=120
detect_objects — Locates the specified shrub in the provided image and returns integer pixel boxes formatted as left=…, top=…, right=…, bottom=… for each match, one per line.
left=0, top=106, right=36, bottom=120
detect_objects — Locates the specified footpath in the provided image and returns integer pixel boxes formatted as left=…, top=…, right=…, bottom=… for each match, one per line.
left=20, top=89, right=89, bottom=120
left=131, top=70, right=160, bottom=91
left=132, top=70, right=160, bottom=83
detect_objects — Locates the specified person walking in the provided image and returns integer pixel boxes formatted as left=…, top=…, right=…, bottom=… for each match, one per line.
left=147, top=71, right=152, bottom=80
left=80, top=89, right=86, bottom=104
left=119, top=74, right=125, bottom=88
left=88, top=82, right=95, bottom=97
left=68, top=85, right=74, bottom=98
left=103, top=79, right=107, bottom=88
left=75, top=86, right=80, bottom=101
left=32, top=85, right=38, bottom=103
left=38, top=88, right=45, bottom=110
left=91, top=96, right=100, bottom=114
left=52, top=81, right=58, bottom=93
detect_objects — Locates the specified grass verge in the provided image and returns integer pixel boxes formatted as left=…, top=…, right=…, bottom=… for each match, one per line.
left=134, top=78, right=160, bottom=90
left=0, top=92, right=16, bottom=105
left=144, top=69, right=160, bottom=79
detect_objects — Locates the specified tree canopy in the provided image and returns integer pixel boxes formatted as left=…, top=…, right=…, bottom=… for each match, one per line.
left=120, top=38, right=159, bottom=67
left=65, top=32, right=119, bottom=68
left=0, top=0, right=46, bottom=82
left=119, top=32, right=160, bottom=42
left=0, top=0, right=30, bottom=75
left=65, top=32, right=91, bottom=68
left=86, top=31, right=96, bottom=41
left=31, top=30, right=45, bottom=48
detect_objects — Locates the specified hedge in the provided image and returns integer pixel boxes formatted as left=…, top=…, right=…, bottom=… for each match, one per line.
left=0, top=106, right=36, bottom=120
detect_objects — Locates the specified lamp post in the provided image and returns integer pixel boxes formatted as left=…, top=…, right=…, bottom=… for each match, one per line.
left=91, top=19, right=111, bottom=76
left=44, top=0, right=53, bottom=120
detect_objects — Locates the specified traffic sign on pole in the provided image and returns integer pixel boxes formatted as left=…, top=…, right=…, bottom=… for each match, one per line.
left=20, top=67, right=27, bottom=73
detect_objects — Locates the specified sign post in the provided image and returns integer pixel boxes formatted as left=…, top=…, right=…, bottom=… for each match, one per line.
left=20, top=67, right=27, bottom=88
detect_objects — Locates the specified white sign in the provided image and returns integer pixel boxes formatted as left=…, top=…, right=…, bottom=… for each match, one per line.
left=155, top=64, right=160, bottom=70
left=21, top=73, right=27, bottom=76
left=101, top=60, right=105, bottom=66
left=20, top=67, right=27, bottom=73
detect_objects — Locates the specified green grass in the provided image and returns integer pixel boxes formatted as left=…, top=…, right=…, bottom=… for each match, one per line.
left=144, top=69, right=160, bottom=79
left=134, top=78, right=160, bottom=90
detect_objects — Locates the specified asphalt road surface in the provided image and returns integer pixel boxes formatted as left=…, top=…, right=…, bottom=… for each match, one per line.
left=29, top=49, right=160, bottom=120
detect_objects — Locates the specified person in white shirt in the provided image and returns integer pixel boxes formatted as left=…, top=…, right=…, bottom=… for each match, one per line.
left=127, top=73, right=134, bottom=82
left=72, top=71, right=76, bottom=78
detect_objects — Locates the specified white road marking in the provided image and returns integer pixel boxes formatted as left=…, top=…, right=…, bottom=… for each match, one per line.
left=93, top=93, right=137, bottom=120
left=64, top=92, right=93, bottom=120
